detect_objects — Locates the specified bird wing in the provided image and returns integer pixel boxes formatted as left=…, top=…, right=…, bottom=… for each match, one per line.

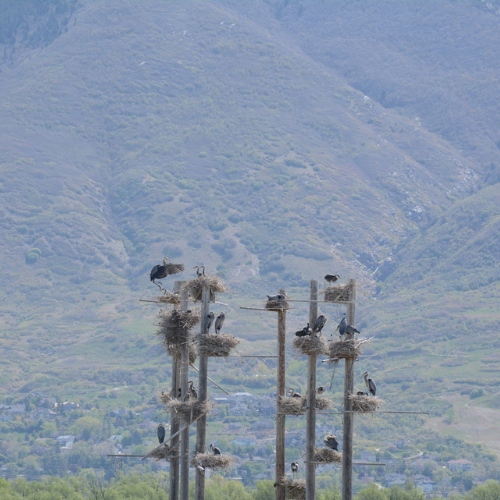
left=164, top=263, right=185, bottom=275
left=150, top=265, right=160, bottom=281
left=369, top=380, right=377, bottom=395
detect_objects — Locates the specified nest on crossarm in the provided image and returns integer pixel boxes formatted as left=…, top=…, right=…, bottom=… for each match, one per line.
left=166, top=399, right=213, bottom=425
left=293, top=335, right=328, bottom=356
left=157, top=293, right=181, bottom=305
left=349, top=394, right=383, bottom=413
left=328, top=338, right=369, bottom=362
left=279, top=478, right=306, bottom=500
left=278, top=396, right=305, bottom=415
left=156, top=309, right=200, bottom=347
left=315, top=397, right=333, bottom=411
left=313, top=448, right=342, bottom=464
left=191, top=453, right=235, bottom=470
left=198, top=333, right=240, bottom=357
left=182, top=276, right=227, bottom=302
left=149, top=443, right=177, bottom=461
left=323, top=283, right=352, bottom=303
left=265, top=299, right=289, bottom=310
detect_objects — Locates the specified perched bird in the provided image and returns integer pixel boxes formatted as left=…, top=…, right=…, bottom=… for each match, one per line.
left=214, top=312, right=225, bottom=334
left=267, top=293, right=286, bottom=301
left=324, top=274, right=340, bottom=283
left=323, top=434, right=339, bottom=451
left=316, top=386, right=325, bottom=395
left=157, top=424, right=166, bottom=445
left=362, top=372, right=377, bottom=396
left=189, top=381, right=198, bottom=399
left=209, top=443, right=221, bottom=455
left=313, top=315, right=327, bottom=335
left=356, top=391, right=368, bottom=396
left=291, top=461, right=299, bottom=476
left=178, top=388, right=182, bottom=398
left=194, top=265, right=202, bottom=277
left=205, top=312, right=215, bottom=334
left=287, top=389, right=302, bottom=398
left=336, top=314, right=347, bottom=338
left=150, top=258, right=184, bottom=283
left=346, top=325, right=360, bottom=335
left=295, top=323, right=311, bottom=337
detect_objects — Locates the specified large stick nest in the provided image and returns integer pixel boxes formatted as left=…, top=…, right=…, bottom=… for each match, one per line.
left=323, top=284, right=352, bottom=303
left=278, top=396, right=332, bottom=415
left=191, top=453, right=235, bottom=470
left=314, top=448, right=342, bottom=464
left=149, top=443, right=177, bottom=461
left=349, top=394, right=383, bottom=412
left=166, top=399, right=213, bottom=424
left=198, top=334, right=240, bottom=357
left=279, top=478, right=306, bottom=500
left=182, top=276, right=227, bottom=302
left=328, top=338, right=370, bottom=362
left=157, top=293, right=181, bottom=305
left=265, top=299, right=289, bottom=310
left=166, top=342, right=197, bottom=364
left=156, top=309, right=200, bottom=347
left=292, top=335, right=328, bottom=356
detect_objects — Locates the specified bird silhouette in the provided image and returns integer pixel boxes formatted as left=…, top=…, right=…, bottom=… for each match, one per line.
left=324, top=274, right=340, bottom=283
left=157, top=424, right=166, bottom=445
left=214, top=312, right=225, bottom=334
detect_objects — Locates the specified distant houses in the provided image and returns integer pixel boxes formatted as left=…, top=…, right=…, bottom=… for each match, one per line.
left=448, top=459, right=473, bottom=471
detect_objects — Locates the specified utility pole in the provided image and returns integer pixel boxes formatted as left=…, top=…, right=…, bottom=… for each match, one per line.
left=275, top=289, right=287, bottom=500
left=180, top=287, right=190, bottom=500
left=195, top=285, right=211, bottom=500
left=342, top=279, right=357, bottom=500
left=305, top=280, right=318, bottom=500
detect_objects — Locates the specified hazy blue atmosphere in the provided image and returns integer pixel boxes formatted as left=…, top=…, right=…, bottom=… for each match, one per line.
left=0, top=0, right=499, bottom=498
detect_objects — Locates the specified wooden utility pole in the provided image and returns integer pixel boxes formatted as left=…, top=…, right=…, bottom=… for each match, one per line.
left=342, top=279, right=357, bottom=500
left=195, top=285, right=211, bottom=500
left=275, top=289, right=287, bottom=500
left=180, top=286, right=190, bottom=500
left=169, top=282, right=183, bottom=500
left=306, top=280, right=318, bottom=500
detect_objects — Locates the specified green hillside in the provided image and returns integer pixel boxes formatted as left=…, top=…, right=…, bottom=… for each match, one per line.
left=0, top=0, right=499, bottom=489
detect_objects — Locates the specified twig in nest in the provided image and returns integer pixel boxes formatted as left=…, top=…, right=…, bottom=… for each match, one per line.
left=328, top=338, right=370, bottom=362
left=165, top=399, right=213, bottom=424
left=182, top=276, right=227, bottom=302
left=191, top=453, right=235, bottom=470
left=198, top=334, right=240, bottom=357
left=349, top=394, right=383, bottom=412
left=323, top=284, right=352, bottom=303
left=313, top=447, right=342, bottom=464
left=279, top=478, right=306, bottom=500
left=293, top=336, right=328, bottom=356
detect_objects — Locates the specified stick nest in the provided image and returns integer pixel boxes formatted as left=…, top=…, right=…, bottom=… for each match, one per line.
left=292, top=336, right=328, bottom=356
left=278, top=396, right=332, bottom=415
left=265, top=299, right=289, bottom=310
left=279, top=478, right=306, bottom=500
left=165, top=399, right=213, bottom=424
left=157, top=309, right=200, bottom=347
left=191, top=453, right=235, bottom=470
left=166, top=343, right=197, bottom=364
left=349, top=394, right=383, bottom=412
left=323, top=284, right=352, bottom=303
left=157, top=293, right=181, bottom=305
left=182, top=276, right=227, bottom=302
left=328, top=338, right=370, bottom=362
left=198, top=334, right=240, bottom=357
left=149, top=443, right=177, bottom=461
left=314, top=448, right=342, bottom=464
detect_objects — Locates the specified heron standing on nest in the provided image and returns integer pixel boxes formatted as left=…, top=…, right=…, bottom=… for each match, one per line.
left=267, top=293, right=286, bottom=301
left=214, top=312, right=225, bottom=334
left=291, top=461, right=298, bottom=477
left=362, top=371, right=377, bottom=396
left=209, top=443, right=221, bottom=455
left=323, top=434, right=339, bottom=451
left=205, top=312, right=215, bottom=334
left=313, top=315, right=327, bottom=335
left=336, top=313, right=347, bottom=339
left=157, top=424, right=166, bottom=445
left=287, top=389, right=302, bottom=398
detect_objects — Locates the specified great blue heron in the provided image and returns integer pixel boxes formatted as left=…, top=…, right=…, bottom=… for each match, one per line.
left=324, top=274, right=340, bottom=283
left=214, top=312, right=225, bottom=334
left=323, top=434, right=339, bottom=451
left=295, top=323, right=311, bottom=337
left=205, top=312, right=215, bottom=334
left=313, top=315, right=327, bottom=335
left=209, top=443, right=221, bottom=455
left=362, top=372, right=376, bottom=396
left=346, top=325, right=360, bottom=335
left=316, top=386, right=325, bottom=395
left=291, top=461, right=298, bottom=477
left=189, top=381, right=197, bottom=399
left=150, top=258, right=185, bottom=285
left=157, top=424, right=165, bottom=445
left=336, top=313, right=347, bottom=338
left=287, top=389, right=301, bottom=398
left=194, top=266, right=202, bottom=277
left=267, top=293, right=286, bottom=301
